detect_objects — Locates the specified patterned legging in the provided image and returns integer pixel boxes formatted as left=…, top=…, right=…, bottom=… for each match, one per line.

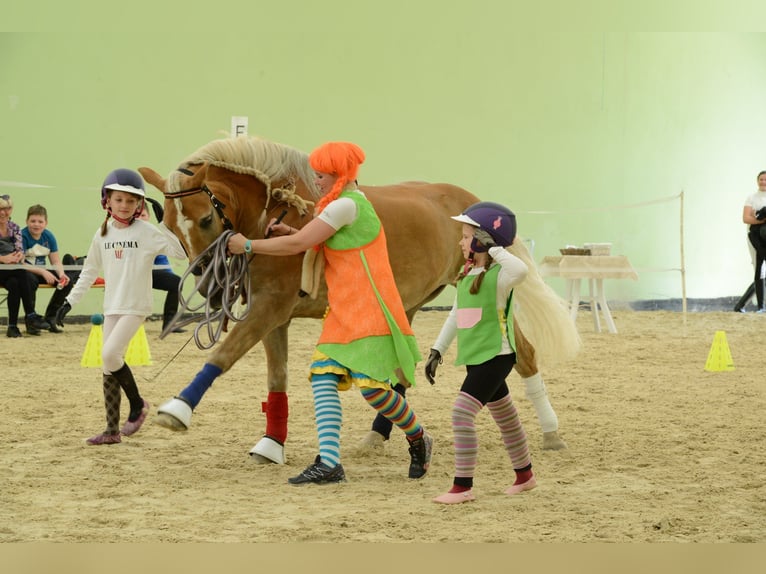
left=310, top=372, right=422, bottom=468
left=451, top=354, right=530, bottom=486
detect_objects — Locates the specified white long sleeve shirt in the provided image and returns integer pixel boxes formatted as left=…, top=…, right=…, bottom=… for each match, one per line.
left=432, top=246, right=528, bottom=357
left=67, top=219, right=186, bottom=316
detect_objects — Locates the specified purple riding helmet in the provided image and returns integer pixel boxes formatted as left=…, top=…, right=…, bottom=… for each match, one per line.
left=451, top=201, right=517, bottom=253
left=101, top=168, right=146, bottom=222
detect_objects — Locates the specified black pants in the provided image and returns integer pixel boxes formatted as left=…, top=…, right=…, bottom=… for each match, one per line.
left=153, top=270, right=181, bottom=318
left=460, top=353, right=516, bottom=405
left=747, top=225, right=766, bottom=309
left=0, top=268, right=36, bottom=325
left=28, top=270, right=76, bottom=320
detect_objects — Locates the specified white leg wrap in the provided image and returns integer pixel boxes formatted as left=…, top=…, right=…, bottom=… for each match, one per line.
left=249, top=436, right=285, bottom=465
left=157, top=397, right=193, bottom=429
left=522, top=372, right=559, bottom=432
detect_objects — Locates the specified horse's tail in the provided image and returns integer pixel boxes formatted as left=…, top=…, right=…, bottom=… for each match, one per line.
left=509, top=238, right=581, bottom=367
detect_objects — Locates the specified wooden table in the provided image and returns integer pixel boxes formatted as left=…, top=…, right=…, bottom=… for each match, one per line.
left=539, top=255, right=638, bottom=333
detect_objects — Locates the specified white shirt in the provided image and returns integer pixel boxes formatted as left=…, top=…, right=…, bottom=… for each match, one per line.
left=317, top=194, right=360, bottom=230
left=744, top=191, right=766, bottom=214
left=67, top=219, right=186, bottom=316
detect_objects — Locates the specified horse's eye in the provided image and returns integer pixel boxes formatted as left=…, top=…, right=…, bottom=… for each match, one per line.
left=200, top=214, right=214, bottom=229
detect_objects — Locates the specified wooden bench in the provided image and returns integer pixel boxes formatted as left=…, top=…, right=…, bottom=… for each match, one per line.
left=0, top=270, right=105, bottom=311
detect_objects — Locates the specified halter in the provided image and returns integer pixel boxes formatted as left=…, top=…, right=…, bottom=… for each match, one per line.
left=164, top=172, right=234, bottom=231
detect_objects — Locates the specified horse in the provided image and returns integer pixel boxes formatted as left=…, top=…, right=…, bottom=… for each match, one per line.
left=138, top=135, right=580, bottom=463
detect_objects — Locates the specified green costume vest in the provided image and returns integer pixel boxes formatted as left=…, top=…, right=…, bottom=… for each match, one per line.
left=455, top=264, right=516, bottom=366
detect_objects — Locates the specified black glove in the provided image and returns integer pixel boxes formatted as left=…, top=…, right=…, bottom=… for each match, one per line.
left=473, top=228, right=496, bottom=247
left=55, top=301, right=72, bottom=327
left=424, top=349, right=442, bottom=385
left=756, top=207, right=766, bottom=220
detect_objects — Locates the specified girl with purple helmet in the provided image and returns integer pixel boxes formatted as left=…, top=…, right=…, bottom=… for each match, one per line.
left=426, top=201, right=537, bottom=504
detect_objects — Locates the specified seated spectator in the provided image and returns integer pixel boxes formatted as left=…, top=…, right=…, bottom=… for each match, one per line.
left=0, top=195, right=49, bottom=337
left=138, top=198, right=185, bottom=333
left=22, top=204, right=77, bottom=332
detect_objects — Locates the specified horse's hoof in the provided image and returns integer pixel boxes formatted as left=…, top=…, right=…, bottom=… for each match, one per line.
left=354, top=430, right=386, bottom=456
left=154, top=398, right=192, bottom=431
left=542, top=430, right=567, bottom=450
left=249, top=436, right=285, bottom=464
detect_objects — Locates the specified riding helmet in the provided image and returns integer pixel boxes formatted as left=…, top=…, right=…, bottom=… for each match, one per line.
left=101, top=168, right=146, bottom=209
left=451, top=201, right=517, bottom=248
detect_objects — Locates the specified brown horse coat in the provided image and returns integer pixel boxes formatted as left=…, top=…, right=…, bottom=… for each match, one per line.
left=138, top=136, right=574, bottom=453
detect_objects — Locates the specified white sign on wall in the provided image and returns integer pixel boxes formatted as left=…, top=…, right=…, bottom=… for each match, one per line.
left=231, top=116, right=248, bottom=138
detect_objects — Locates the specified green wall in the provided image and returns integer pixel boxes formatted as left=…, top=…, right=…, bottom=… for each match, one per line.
left=3, top=7, right=766, bottom=313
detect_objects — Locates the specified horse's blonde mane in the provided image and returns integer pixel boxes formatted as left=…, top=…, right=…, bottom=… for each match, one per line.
left=167, top=136, right=321, bottom=215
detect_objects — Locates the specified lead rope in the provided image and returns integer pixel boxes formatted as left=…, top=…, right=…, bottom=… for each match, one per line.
left=160, top=230, right=251, bottom=350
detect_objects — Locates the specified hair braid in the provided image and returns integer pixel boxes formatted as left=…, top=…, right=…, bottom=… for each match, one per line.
left=457, top=253, right=496, bottom=294
left=100, top=213, right=111, bottom=236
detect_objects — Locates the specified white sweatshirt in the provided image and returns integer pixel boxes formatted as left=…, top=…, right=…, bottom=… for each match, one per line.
left=67, top=219, right=186, bottom=316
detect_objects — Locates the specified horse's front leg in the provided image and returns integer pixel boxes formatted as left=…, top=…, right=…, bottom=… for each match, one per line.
left=514, top=324, right=567, bottom=450
left=154, top=310, right=278, bottom=432
left=249, top=323, right=290, bottom=464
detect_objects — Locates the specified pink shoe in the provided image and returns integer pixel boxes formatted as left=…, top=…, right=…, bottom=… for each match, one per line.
left=86, top=432, right=122, bottom=445
left=121, top=400, right=150, bottom=436
left=432, top=489, right=476, bottom=504
left=505, top=475, right=537, bottom=495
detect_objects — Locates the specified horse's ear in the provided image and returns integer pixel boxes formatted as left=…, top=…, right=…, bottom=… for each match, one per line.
left=137, top=167, right=167, bottom=193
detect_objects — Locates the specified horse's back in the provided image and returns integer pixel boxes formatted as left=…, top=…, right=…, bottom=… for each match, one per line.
left=360, top=182, right=479, bottom=311
left=362, top=182, right=478, bottom=239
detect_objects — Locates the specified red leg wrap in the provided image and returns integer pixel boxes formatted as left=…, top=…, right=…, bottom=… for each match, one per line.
left=264, top=391, right=288, bottom=444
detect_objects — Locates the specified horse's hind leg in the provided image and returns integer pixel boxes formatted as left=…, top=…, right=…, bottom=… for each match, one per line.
left=514, top=324, right=567, bottom=451
left=250, top=324, right=289, bottom=464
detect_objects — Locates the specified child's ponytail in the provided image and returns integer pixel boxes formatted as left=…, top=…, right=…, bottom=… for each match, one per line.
left=100, top=213, right=111, bottom=236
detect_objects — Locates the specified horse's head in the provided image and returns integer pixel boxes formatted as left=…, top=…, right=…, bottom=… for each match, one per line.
left=139, top=136, right=322, bottom=306
left=139, top=164, right=224, bottom=272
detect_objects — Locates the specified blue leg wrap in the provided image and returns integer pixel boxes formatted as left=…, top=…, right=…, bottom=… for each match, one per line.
left=179, top=363, right=223, bottom=408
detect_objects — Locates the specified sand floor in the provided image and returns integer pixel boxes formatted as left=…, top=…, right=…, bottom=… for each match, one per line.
left=1, top=309, right=764, bottom=543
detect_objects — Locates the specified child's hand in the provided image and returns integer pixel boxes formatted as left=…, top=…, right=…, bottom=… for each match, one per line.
left=472, top=228, right=496, bottom=249
left=424, top=349, right=442, bottom=385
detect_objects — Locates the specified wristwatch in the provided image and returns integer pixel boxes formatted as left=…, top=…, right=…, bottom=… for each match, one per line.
left=244, top=239, right=252, bottom=254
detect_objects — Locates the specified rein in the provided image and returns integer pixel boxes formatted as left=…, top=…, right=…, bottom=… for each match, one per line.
left=161, top=230, right=250, bottom=350
left=160, top=166, right=309, bottom=349
left=160, top=170, right=248, bottom=348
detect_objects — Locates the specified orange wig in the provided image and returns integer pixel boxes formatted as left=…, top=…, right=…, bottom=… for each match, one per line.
left=309, top=142, right=365, bottom=214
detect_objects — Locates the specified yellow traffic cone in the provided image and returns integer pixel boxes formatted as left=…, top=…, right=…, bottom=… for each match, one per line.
left=80, top=324, right=103, bottom=367
left=125, top=324, right=152, bottom=366
left=704, top=330, right=734, bottom=372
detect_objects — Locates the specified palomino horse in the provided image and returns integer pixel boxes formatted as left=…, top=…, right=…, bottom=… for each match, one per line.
left=138, top=136, right=579, bottom=463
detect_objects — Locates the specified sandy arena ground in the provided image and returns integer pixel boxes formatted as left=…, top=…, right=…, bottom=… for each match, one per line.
left=1, top=308, right=764, bottom=543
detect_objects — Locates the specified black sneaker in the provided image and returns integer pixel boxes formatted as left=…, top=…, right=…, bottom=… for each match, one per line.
left=6, top=325, right=22, bottom=338
left=408, top=431, right=433, bottom=479
left=288, top=455, right=346, bottom=485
